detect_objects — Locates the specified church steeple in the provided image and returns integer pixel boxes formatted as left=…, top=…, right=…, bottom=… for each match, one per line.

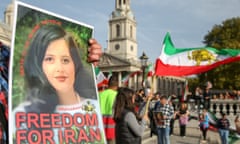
left=4, top=0, right=14, bottom=28
left=107, top=0, right=137, bottom=60
left=112, top=0, right=135, bottom=20
left=116, top=0, right=130, bottom=11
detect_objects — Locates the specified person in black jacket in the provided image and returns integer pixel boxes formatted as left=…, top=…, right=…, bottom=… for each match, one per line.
left=113, top=87, right=149, bottom=144
left=203, top=85, right=211, bottom=109
left=217, top=113, right=230, bottom=144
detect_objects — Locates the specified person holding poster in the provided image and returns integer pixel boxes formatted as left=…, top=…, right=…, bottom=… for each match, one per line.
left=12, top=23, right=104, bottom=144
left=11, top=2, right=105, bottom=144
left=154, top=95, right=174, bottom=144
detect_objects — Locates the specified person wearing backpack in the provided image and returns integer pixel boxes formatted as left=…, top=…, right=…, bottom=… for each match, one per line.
left=148, top=92, right=161, bottom=136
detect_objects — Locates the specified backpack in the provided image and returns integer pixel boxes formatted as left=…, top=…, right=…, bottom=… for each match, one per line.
left=148, top=109, right=157, bottom=136
left=148, top=101, right=161, bottom=136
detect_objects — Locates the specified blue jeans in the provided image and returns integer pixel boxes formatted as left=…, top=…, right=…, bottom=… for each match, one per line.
left=157, top=126, right=170, bottom=144
left=219, top=129, right=229, bottom=144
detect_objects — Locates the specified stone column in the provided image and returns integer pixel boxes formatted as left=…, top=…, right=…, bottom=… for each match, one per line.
left=152, top=76, right=157, bottom=93
left=128, top=76, right=132, bottom=88
left=134, top=74, right=137, bottom=90
left=118, top=71, right=122, bottom=87
left=229, top=102, right=234, bottom=116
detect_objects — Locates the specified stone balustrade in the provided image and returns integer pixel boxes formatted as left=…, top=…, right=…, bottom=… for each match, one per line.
left=172, top=99, right=240, bottom=116
left=210, top=99, right=240, bottom=116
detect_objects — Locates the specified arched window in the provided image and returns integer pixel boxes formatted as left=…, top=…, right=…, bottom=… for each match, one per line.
left=116, top=24, right=120, bottom=37
left=119, top=0, right=121, bottom=6
left=123, top=0, right=126, bottom=4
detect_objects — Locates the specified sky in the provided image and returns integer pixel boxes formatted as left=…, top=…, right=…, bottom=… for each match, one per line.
left=1, top=0, right=240, bottom=62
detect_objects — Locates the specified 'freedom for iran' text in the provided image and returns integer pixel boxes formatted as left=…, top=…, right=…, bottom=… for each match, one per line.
left=15, top=112, right=102, bottom=144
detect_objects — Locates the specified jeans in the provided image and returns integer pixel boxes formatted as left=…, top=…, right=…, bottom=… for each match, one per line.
left=157, top=126, right=170, bottom=144
left=219, top=129, right=229, bottom=144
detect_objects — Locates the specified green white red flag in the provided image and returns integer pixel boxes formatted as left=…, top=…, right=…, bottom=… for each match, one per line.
left=181, top=80, right=189, bottom=102
left=145, top=63, right=154, bottom=78
left=94, top=67, right=108, bottom=87
left=121, top=71, right=140, bottom=85
left=155, top=32, right=240, bottom=76
left=107, top=69, right=112, bottom=79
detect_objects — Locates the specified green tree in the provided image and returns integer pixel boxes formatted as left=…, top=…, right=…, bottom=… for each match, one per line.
left=198, top=17, right=240, bottom=90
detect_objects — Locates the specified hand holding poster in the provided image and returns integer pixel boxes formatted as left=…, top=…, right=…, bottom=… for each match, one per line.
left=10, top=1, right=106, bottom=144
left=153, top=111, right=164, bottom=126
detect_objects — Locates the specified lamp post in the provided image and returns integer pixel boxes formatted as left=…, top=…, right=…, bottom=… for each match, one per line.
left=139, top=52, right=148, bottom=88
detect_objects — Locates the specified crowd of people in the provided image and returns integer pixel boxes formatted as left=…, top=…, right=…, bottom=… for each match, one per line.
left=187, top=87, right=239, bottom=111
left=193, top=87, right=240, bottom=110
left=99, top=81, right=240, bottom=144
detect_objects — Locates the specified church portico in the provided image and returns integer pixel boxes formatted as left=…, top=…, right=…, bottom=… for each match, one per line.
left=99, top=52, right=141, bottom=88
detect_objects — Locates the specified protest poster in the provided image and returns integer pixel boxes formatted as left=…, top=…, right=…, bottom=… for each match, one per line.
left=9, top=1, right=106, bottom=144
left=153, top=111, right=164, bottom=126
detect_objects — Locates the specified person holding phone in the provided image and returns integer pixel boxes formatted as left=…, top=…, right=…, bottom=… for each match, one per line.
left=113, top=87, right=149, bottom=144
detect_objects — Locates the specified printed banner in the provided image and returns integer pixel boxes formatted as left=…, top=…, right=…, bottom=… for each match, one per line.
left=9, top=2, right=106, bottom=144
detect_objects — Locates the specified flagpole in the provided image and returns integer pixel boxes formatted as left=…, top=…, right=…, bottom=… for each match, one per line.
left=151, top=75, right=155, bottom=93
left=143, top=74, right=155, bottom=116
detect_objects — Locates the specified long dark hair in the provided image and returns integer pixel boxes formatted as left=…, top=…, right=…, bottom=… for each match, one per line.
left=113, top=87, right=140, bottom=121
left=23, top=24, right=95, bottom=113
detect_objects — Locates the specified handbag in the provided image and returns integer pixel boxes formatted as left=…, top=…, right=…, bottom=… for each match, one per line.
left=179, top=115, right=188, bottom=125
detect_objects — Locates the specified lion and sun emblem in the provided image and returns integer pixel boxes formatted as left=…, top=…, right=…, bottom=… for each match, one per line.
left=188, top=49, right=217, bottom=65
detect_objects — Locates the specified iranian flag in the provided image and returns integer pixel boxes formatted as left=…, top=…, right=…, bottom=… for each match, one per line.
left=107, top=69, right=112, bottom=79
left=181, top=80, right=189, bottom=102
left=122, top=71, right=140, bottom=85
left=145, top=63, right=154, bottom=77
left=155, top=32, right=240, bottom=76
left=94, top=67, right=108, bottom=87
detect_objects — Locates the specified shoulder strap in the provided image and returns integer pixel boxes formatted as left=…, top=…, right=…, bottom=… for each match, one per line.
left=154, top=101, right=160, bottom=110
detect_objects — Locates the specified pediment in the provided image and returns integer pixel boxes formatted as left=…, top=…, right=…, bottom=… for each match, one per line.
left=99, top=53, right=131, bottom=67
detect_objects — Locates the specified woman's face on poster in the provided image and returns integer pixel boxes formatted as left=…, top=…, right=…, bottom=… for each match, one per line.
left=42, top=38, right=75, bottom=92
